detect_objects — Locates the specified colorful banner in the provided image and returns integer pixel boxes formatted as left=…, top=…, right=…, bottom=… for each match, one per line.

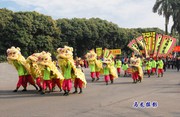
left=110, top=49, right=121, bottom=55
left=173, top=46, right=180, bottom=52
left=129, top=33, right=177, bottom=58
left=151, top=32, right=156, bottom=53
left=128, top=39, right=142, bottom=56
left=136, top=36, right=149, bottom=58
left=103, top=48, right=110, bottom=58
left=142, top=33, right=149, bottom=54
left=157, top=35, right=176, bottom=57
left=96, top=48, right=102, bottom=58
left=136, top=36, right=144, bottom=48
left=142, top=32, right=156, bottom=54
left=85, top=49, right=95, bottom=58
left=107, top=51, right=115, bottom=59
left=153, top=35, right=162, bottom=57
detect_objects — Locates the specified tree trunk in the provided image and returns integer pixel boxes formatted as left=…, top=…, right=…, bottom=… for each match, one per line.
left=179, top=33, right=180, bottom=46
left=165, top=17, right=169, bottom=35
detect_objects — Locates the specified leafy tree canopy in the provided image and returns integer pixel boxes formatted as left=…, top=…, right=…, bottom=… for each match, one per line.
left=0, top=8, right=166, bottom=59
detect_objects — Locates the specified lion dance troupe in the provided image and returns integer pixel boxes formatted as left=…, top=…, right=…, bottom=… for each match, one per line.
left=7, top=32, right=177, bottom=96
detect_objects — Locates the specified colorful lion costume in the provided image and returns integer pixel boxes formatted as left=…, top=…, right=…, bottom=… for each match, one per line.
left=7, top=46, right=31, bottom=75
left=100, top=58, right=118, bottom=79
left=26, top=53, right=43, bottom=91
left=130, top=56, right=143, bottom=83
left=56, top=46, right=87, bottom=88
left=86, top=51, right=102, bottom=69
left=26, top=53, right=42, bottom=79
left=37, top=51, right=64, bottom=83
left=7, top=46, right=38, bottom=92
left=86, top=51, right=102, bottom=81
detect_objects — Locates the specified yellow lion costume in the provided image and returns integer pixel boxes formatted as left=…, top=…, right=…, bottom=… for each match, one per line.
left=86, top=51, right=102, bottom=81
left=100, top=58, right=118, bottom=79
left=37, top=51, right=64, bottom=84
left=130, top=56, right=143, bottom=83
left=7, top=46, right=39, bottom=91
left=7, top=46, right=31, bottom=75
left=26, top=53, right=42, bottom=79
left=26, top=53, right=43, bottom=91
left=86, top=51, right=102, bottom=69
left=56, top=46, right=87, bottom=88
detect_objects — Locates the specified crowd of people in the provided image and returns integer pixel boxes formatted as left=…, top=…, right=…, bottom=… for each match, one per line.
left=76, top=56, right=180, bottom=73
left=73, top=54, right=180, bottom=85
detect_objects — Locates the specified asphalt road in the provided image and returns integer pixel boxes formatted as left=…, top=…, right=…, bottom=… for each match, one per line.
left=0, top=63, right=180, bottom=117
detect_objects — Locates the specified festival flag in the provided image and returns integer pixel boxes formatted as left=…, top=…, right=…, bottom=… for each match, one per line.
left=136, top=36, right=149, bottom=58
left=103, top=48, right=111, bottom=58
left=142, top=33, right=149, bottom=54
left=136, top=36, right=144, bottom=48
left=96, top=47, right=102, bottom=58
left=127, top=39, right=142, bottom=56
left=107, top=51, right=115, bottom=59
left=153, top=35, right=162, bottom=57
left=157, top=35, right=176, bottom=57
left=142, top=32, right=156, bottom=54
left=110, top=49, right=121, bottom=55
left=129, top=32, right=177, bottom=58
left=85, top=49, right=95, bottom=58
left=173, top=46, right=180, bottom=52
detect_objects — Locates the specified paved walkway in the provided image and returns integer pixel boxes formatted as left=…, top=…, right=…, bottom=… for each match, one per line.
left=0, top=63, right=180, bottom=117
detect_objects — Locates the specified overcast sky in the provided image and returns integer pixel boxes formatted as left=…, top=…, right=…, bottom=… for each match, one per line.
left=0, top=0, right=173, bottom=32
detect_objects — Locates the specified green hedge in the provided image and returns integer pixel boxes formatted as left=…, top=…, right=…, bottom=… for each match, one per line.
left=0, top=55, right=7, bottom=63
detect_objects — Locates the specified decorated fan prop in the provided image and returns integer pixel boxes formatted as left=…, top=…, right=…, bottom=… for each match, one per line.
left=85, top=48, right=115, bottom=60
left=128, top=32, right=177, bottom=58
left=103, top=48, right=115, bottom=60
left=96, top=48, right=102, bottom=58
left=85, top=49, right=95, bottom=59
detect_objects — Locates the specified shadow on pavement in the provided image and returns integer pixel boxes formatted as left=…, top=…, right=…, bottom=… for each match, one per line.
left=93, top=81, right=134, bottom=86
left=0, top=90, right=68, bottom=99
left=113, top=82, right=136, bottom=85
left=158, top=91, right=180, bottom=93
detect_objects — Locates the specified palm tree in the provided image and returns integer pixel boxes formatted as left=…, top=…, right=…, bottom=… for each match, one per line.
left=153, top=0, right=174, bottom=35
left=171, top=0, right=180, bottom=45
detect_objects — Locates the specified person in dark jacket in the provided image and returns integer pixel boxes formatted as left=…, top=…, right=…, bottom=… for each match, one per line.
left=176, top=56, right=180, bottom=72
left=162, top=59, right=166, bottom=72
